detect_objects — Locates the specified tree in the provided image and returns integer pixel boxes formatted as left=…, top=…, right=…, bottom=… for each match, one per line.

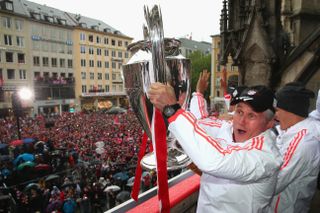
left=188, top=51, right=211, bottom=99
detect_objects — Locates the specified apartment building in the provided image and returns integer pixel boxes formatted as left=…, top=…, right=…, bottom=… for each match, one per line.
left=69, top=14, right=132, bottom=111
left=0, top=0, right=132, bottom=117
left=0, top=0, right=31, bottom=116
left=26, top=2, right=76, bottom=116
left=210, top=34, right=239, bottom=113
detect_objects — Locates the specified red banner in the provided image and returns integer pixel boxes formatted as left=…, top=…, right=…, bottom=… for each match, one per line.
left=220, top=66, right=227, bottom=95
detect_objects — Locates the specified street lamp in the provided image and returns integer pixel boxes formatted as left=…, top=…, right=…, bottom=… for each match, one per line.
left=18, top=87, right=33, bottom=101
left=12, top=87, right=33, bottom=139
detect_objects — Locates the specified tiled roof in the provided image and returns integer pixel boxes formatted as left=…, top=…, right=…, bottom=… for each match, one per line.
left=5, top=0, right=126, bottom=36
left=67, top=12, right=121, bottom=35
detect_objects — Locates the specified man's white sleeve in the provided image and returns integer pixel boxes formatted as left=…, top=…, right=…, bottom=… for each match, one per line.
left=309, top=89, right=320, bottom=120
left=275, top=124, right=320, bottom=194
left=168, top=110, right=281, bottom=183
left=189, top=92, right=208, bottom=119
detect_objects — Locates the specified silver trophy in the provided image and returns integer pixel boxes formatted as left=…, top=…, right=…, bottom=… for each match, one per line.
left=122, top=5, right=191, bottom=170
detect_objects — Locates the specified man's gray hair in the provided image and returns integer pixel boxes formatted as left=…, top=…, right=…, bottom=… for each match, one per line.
left=263, top=109, right=275, bottom=122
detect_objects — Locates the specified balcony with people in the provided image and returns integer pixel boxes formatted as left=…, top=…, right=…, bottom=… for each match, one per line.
left=34, top=76, right=75, bottom=87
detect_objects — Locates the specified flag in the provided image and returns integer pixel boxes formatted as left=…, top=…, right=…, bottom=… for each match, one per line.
left=224, top=94, right=231, bottom=111
left=220, top=66, right=227, bottom=95
left=113, top=115, right=120, bottom=125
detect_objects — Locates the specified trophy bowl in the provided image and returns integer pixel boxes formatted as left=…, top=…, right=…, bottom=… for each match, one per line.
left=122, top=39, right=191, bottom=171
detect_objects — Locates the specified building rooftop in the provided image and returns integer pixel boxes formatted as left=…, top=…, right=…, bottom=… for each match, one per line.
left=67, top=12, right=121, bottom=35
left=2, top=0, right=127, bottom=36
left=179, top=37, right=211, bottom=53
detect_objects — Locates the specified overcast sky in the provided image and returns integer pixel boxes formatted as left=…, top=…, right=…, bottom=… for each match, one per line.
left=30, top=0, right=222, bottom=43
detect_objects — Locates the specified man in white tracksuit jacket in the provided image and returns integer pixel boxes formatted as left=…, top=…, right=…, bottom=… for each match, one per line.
left=189, top=78, right=320, bottom=212
left=148, top=83, right=282, bottom=213
left=269, top=82, right=320, bottom=213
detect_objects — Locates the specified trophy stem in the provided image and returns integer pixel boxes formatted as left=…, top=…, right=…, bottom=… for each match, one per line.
left=141, top=151, right=191, bottom=171
left=141, top=137, right=192, bottom=171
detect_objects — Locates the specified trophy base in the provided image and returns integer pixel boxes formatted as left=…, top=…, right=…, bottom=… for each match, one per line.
left=141, top=149, right=191, bottom=171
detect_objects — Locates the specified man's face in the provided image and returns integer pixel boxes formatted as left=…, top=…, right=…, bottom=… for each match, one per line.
left=275, top=107, right=294, bottom=130
left=233, top=102, right=271, bottom=142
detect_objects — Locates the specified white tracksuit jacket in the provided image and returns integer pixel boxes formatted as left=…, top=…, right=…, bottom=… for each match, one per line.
left=168, top=94, right=282, bottom=212
left=270, top=90, right=320, bottom=213
left=189, top=92, right=209, bottom=119
left=269, top=117, right=320, bottom=213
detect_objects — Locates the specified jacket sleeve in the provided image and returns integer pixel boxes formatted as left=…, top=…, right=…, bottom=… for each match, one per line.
left=309, top=89, right=320, bottom=120
left=168, top=110, right=281, bottom=183
left=275, top=125, right=320, bottom=194
left=189, top=92, right=208, bottom=119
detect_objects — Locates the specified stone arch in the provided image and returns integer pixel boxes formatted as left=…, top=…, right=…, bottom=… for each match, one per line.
left=243, top=44, right=271, bottom=86
left=227, top=74, right=239, bottom=88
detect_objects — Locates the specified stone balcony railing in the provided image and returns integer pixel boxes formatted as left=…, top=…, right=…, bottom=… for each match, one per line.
left=81, top=91, right=126, bottom=97
left=34, top=77, right=75, bottom=86
left=107, top=170, right=200, bottom=213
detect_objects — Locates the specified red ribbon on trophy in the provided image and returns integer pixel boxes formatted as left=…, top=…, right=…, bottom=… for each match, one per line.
left=153, top=108, right=170, bottom=212
left=130, top=109, right=170, bottom=212
left=131, top=132, right=148, bottom=201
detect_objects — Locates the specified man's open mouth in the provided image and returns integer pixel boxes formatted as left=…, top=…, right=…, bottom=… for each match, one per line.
left=237, top=129, right=246, bottom=134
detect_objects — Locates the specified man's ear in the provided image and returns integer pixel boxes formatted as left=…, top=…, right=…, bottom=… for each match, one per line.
left=266, top=118, right=276, bottom=129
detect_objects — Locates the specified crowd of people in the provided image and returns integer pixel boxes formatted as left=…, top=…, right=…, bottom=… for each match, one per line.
left=1, top=71, right=320, bottom=213
left=0, top=110, right=163, bottom=212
